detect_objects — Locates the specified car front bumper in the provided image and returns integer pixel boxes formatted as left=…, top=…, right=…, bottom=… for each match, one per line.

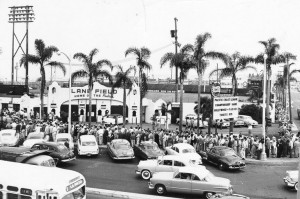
left=283, top=177, right=297, bottom=188
left=79, top=151, right=99, bottom=156
left=113, top=156, right=135, bottom=160
left=228, top=164, right=246, bottom=169
left=61, top=156, right=76, bottom=162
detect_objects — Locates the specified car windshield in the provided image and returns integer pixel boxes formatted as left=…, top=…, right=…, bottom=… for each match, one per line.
left=203, top=171, right=215, bottom=181
left=107, top=116, right=115, bottom=118
left=145, top=145, right=158, bottom=150
left=220, top=149, right=237, bottom=156
left=57, top=138, right=69, bottom=142
left=182, top=148, right=196, bottom=153
left=2, top=133, right=13, bottom=136
left=82, top=141, right=96, bottom=146
left=28, top=134, right=44, bottom=139
left=115, top=143, right=130, bottom=149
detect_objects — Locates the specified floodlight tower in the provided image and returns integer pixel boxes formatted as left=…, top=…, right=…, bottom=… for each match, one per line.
left=8, top=6, right=35, bottom=88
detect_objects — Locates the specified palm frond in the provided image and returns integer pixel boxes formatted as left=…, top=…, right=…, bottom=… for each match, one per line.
left=71, top=70, right=88, bottom=82
left=141, top=47, right=151, bottom=60
left=95, top=70, right=113, bottom=84
left=160, top=52, right=175, bottom=67
left=73, top=53, right=88, bottom=64
left=272, top=54, right=286, bottom=65
left=283, top=52, right=297, bottom=61
left=205, top=51, right=228, bottom=66
left=96, top=59, right=113, bottom=71
left=138, top=59, right=151, bottom=71
left=34, top=39, right=46, bottom=58
left=46, top=61, right=67, bottom=76
left=255, top=53, right=264, bottom=64
left=290, top=69, right=300, bottom=77
left=88, top=48, right=99, bottom=62
left=20, top=54, right=40, bottom=66
left=125, top=47, right=140, bottom=58
left=180, top=44, right=194, bottom=54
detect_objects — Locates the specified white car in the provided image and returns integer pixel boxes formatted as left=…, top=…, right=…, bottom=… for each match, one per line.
left=0, top=129, right=21, bottom=147
left=77, top=135, right=99, bottom=156
left=103, top=114, right=126, bottom=126
left=23, top=132, right=49, bottom=148
left=237, top=115, right=258, bottom=127
left=55, top=133, right=74, bottom=151
left=165, top=143, right=202, bottom=165
left=136, top=155, right=205, bottom=180
left=283, top=170, right=298, bottom=190
left=212, top=119, right=230, bottom=128
left=176, top=114, right=208, bottom=128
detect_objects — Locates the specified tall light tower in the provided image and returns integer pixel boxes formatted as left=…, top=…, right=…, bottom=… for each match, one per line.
left=8, top=6, right=35, bottom=88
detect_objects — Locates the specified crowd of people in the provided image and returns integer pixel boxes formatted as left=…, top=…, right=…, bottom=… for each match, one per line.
left=1, top=108, right=300, bottom=160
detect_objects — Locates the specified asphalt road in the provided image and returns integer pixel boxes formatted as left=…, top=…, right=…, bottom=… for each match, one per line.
left=67, top=90, right=300, bottom=199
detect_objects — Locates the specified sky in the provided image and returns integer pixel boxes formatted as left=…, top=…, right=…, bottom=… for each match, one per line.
left=0, top=0, right=299, bottom=83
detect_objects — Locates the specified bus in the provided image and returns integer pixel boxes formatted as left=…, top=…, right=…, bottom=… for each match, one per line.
left=0, top=160, right=86, bottom=199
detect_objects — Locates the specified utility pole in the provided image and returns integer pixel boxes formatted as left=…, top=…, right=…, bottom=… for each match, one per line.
left=171, top=18, right=179, bottom=102
left=15, top=62, right=18, bottom=83
left=8, top=6, right=35, bottom=90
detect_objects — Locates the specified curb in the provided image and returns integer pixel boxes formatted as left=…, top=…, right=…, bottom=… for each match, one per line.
left=86, top=187, right=182, bottom=199
left=245, top=158, right=299, bottom=166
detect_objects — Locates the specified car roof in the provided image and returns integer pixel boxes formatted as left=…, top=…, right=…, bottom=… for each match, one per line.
left=111, top=139, right=130, bottom=144
left=160, top=155, right=195, bottom=162
left=0, top=129, right=16, bottom=133
left=140, top=141, right=158, bottom=146
left=172, top=143, right=194, bottom=149
left=212, top=146, right=231, bottom=150
left=178, top=166, right=209, bottom=178
left=33, top=142, right=59, bottom=147
left=56, top=133, right=72, bottom=139
left=80, top=135, right=96, bottom=141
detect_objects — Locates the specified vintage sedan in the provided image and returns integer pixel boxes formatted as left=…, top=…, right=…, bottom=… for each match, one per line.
left=148, top=167, right=233, bottom=198
left=31, top=142, right=76, bottom=164
left=55, top=133, right=75, bottom=151
left=237, top=115, right=258, bottom=127
left=77, top=135, right=99, bottom=156
left=200, top=146, right=245, bottom=170
left=23, top=132, right=49, bottom=148
left=107, top=139, right=135, bottom=160
left=283, top=170, right=298, bottom=190
left=0, top=129, right=21, bottom=147
left=136, top=154, right=205, bottom=180
left=133, top=141, right=164, bottom=160
left=165, top=143, right=202, bottom=165
left=234, top=119, right=245, bottom=127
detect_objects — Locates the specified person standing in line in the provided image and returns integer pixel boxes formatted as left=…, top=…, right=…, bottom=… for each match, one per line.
left=293, top=138, right=300, bottom=158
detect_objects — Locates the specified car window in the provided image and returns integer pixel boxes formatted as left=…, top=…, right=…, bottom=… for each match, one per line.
left=191, top=174, right=200, bottom=181
left=174, top=173, right=181, bottom=178
left=32, top=144, right=41, bottom=150
left=180, top=173, right=191, bottom=180
left=174, top=161, right=185, bottom=167
left=162, top=160, right=172, bottom=166
left=174, top=147, right=179, bottom=153
left=182, top=148, right=196, bottom=153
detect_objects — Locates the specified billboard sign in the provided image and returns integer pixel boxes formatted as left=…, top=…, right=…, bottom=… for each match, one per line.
left=213, top=96, right=239, bottom=120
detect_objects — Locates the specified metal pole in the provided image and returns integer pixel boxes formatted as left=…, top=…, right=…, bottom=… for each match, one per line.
left=260, top=54, right=267, bottom=161
left=11, top=7, right=15, bottom=85
left=25, top=6, right=29, bottom=90
left=174, top=18, right=178, bottom=102
left=68, top=58, right=71, bottom=134
left=287, top=58, right=292, bottom=123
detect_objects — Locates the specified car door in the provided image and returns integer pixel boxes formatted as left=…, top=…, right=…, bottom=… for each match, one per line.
left=191, top=174, right=210, bottom=194
left=155, top=159, right=173, bottom=172
left=207, top=148, right=217, bottom=164
left=170, top=172, right=192, bottom=193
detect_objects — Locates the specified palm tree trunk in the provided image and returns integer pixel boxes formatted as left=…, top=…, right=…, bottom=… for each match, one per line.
left=266, top=68, right=271, bottom=119
left=197, top=72, right=201, bottom=134
left=140, top=68, right=143, bottom=128
left=287, top=68, right=292, bottom=123
left=123, top=84, right=126, bottom=125
left=179, top=79, right=183, bottom=132
left=40, top=68, right=46, bottom=121
left=89, top=85, right=92, bottom=128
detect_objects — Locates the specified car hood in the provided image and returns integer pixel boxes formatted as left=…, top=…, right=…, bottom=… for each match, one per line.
left=138, top=159, right=157, bottom=167
left=286, top=170, right=298, bottom=181
left=23, top=139, right=44, bottom=147
left=79, top=145, right=98, bottom=151
left=0, top=136, right=17, bottom=144
left=115, top=148, right=134, bottom=156
left=220, top=155, right=244, bottom=165
left=209, top=177, right=231, bottom=187
left=143, top=149, right=164, bottom=158
left=152, top=172, right=174, bottom=180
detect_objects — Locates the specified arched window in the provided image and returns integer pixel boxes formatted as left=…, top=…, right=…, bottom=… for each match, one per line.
left=132, top=111, right=136, bottom=117
left=51, top=109, right=56, bottom=114
left=105, top=110, right=109, bottom=115
left=52, top=87, right=56, bottom=94
left=80, top=109, right=84, bottom=115
left=98, top=110, right=102, bottom=116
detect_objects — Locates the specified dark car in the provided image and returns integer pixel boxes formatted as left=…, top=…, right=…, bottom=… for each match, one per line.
left=199, top=146, right=245, bottom=170
left=133, top=141, right=165, bottom=160
left=107, top=139, right=135, bottom=160
left=31, top=142, right=76, bottom=164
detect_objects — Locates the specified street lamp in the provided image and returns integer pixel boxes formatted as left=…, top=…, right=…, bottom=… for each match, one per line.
left=260, top=54, right=267, bottom=161
left=58, top=52, right=72, bottom=135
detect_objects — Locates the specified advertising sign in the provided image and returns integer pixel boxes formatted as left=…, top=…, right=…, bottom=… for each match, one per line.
left=213, top=96, right=239, bottom=120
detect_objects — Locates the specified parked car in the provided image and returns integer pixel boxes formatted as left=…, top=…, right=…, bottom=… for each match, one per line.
left=234, top=119, right=245, bottom=127
left=237, top=115, right=258, bottom=127
left=77, top=135, right=99, bottom=156
left=199, top=146, right=245, bottom=170
left=176, top=114, right=208, bottom=128
left=31, top=142, right=76, bottom=164
left=165, top=143, right=202, bottom=165
left=283, top=170, right=298, bottom=190
left=148, top=166, right=233, bottom=198
left=107, top=139, right=135, bottom=160
left=103, top=114, right=127, bottom=126
left=133, top=141, right=165, bottom=160
left=212, top=119, right=230, bottom=128
left=136, top=154, right=206, bottom=180
left=55, top=133, right=74, bottom=151
left=0, top=129, right=21, bottom=147
left=23, top=132, right=49, bottom=148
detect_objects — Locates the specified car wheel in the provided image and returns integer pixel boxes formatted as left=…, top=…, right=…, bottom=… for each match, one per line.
left=155, top=184, right=166, bottom=195
left=295, top=182, right=298, bottom=190
left=141, top=170, right=151, bottom=180
left=204, top=192, right=214, bottom=199
left=218, top=163, right=225, bottom=170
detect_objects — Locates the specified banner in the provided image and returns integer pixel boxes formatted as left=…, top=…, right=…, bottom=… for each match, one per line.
left=213, top=96, right=239, bottom=120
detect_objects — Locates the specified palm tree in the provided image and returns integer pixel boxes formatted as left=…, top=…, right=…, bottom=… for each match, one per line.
left=125, top=47, right=151, bottom=128
left=112, top=65, right=136, bottom=124
left=161, top=44, right=195, bottom=132
left=255, top=38, right=286, bottom=120
left=192, top=33, right=227, bottom=133
left=72, top=48, right=113, bottom=127
left=210, top=52, right=255, bottom=96
left=20, top=39, right=66, bottom=120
